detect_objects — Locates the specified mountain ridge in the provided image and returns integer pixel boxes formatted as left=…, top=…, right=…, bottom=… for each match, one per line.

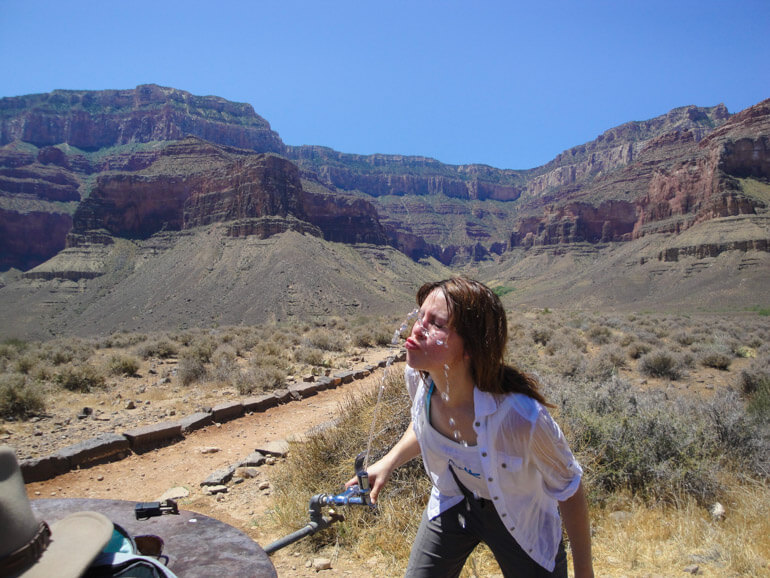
left=0, top=85, right=768, bottom=339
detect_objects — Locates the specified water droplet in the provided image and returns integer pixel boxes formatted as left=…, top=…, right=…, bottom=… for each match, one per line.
left=453, top=430, right=462, bottom=441
left=448, top=417, right=456, bottom=428
left=472, top=491, right=479, bottom=500
left=436, top=339, right=444, bottom=346
left=441, top=391, right=449, bottom=403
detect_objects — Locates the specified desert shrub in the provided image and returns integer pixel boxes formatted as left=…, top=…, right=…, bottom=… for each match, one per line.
left=136, top=339, right=178, bottom=360
left=586, top=325, right=612, bottom=345
left=185, top=335, right=217, bottom=364
left=13, top=354, right=39, bottom=375
left=108, top=355, right=140, bottom=377
left=552, top=351, right=586, bottom=378
left=699, top=349, right=732, bottom=370
left=41, top=339, right=94, bottom=366
left=352, top=326, right=393, bottom=348
left=550, top=376, right=765, bottom=505
left=0, top=374, right=45, bottom=419
left=210, top=345, right=238, bottom=382
left=304, top=328, right=346, bottom=352
left=739, top=355, right=770, bottom=395
left=251, top=365, right=286, bottom=391
left=177, top=354, right=207, bottom=386
left=745, top=377, right=770, bottom=424
left=294, top=346, right=326, bottom=366
left=672, top=330, right=697, bottom=346
left=626, top=340, right=652, bottom=360
left=232, top=368, right=259, bottom=396
left=586, top=345, right=627, bottom=381
left=100, top=332, right=147, bottom=349
left=639, top=350, right=684, bottom=380
left=54, top=364, right=106, bottom=392
left=252, top=352, right=290, bottom=372
left=531, top=327, right=552, bottom=346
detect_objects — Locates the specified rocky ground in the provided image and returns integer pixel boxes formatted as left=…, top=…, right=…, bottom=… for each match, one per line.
left=6, top=349, right=398, bottom=577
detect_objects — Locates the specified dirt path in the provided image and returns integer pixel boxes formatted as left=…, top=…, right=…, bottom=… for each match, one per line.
left=25, top=366, right=394, bottom=577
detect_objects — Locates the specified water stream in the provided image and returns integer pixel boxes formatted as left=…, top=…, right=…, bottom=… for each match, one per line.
left=362, top=309, right=418, bottom=470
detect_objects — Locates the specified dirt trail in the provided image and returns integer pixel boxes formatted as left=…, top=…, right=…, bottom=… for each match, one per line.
left=25, top=366, right=396, bottom=577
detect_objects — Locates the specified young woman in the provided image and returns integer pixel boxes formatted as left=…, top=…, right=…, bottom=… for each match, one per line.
left=354, top=277, right=593, bottom=577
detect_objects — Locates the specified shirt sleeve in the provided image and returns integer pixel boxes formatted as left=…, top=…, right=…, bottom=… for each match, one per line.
left=529, top=407, right=583, bottom=501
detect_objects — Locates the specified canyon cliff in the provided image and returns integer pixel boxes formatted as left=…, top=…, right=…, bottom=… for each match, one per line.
left=1, top=85, right=768, bottom=275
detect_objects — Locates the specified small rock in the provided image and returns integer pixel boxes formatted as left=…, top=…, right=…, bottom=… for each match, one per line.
left=312, top=558, right=332, bottom=571
left=236, top=467, right=259, bottom=479
left=205, top=485, right=228, bottom=495
left=158, top=486, right=189, bottom=501
left=125, top=400, right=136, bottom=410
left=609, top=510, right=632, bottom=523
left=200, top=447, right=221, bottom=454
left=710, top=502, right=725, bottom=521
left=683, top=564, right=700, bottom=575
left=258, top=481, right=270, bottom=491
left=97, top=475, right=105, bottom=482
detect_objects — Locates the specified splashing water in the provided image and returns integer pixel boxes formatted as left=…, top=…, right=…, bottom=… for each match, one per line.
left=392, top=308, right=419, bottom=345
left=364, top=309, right=418, bottom=470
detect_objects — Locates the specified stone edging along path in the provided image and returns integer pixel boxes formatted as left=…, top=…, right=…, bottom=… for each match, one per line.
left=20, top=352, right=405, bottom=483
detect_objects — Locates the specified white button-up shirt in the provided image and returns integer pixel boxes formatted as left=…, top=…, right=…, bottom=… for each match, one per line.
left=406, top=366, right=582, bottom=572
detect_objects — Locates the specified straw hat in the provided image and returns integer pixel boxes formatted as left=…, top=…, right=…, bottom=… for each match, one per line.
left=0, top=446, right=114, bottom=578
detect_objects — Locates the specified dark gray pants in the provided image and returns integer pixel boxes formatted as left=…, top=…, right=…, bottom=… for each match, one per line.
left=404, top=496, right=568, bottom=578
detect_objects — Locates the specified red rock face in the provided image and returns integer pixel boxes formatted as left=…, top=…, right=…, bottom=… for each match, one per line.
left=0, top=208, right=71, bottom=269
left=184, top=155, right=307, bottom=228
left=0, top=85, right=285, bottom=154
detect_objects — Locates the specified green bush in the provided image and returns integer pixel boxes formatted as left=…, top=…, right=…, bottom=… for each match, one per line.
left=0, top=374, right=45, bottom=419
left=54, top=364, right=106, bottom=392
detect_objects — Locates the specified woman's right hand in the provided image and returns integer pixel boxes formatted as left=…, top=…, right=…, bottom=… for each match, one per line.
left=345, top=458, right=394, bottom=504
left=344, top=421, right=421, bottom=505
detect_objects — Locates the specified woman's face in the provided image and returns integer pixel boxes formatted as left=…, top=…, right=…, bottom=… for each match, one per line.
left=405, top=289, right=466, bottom=376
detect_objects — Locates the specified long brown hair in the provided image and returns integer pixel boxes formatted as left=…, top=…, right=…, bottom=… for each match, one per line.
left=416, top=277, right=551, bottom=406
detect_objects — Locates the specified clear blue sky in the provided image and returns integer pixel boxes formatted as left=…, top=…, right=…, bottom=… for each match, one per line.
left=1, top=0, right=768, bottom=170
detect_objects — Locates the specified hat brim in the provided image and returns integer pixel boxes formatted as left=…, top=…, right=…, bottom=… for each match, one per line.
left=22, top=511, right=113, bottom=578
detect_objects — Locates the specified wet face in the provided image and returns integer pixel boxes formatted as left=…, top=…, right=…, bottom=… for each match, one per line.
left=404, top=289, right=466, bottom=376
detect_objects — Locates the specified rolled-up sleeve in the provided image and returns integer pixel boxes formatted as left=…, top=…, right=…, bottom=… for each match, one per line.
left=529, top=408, right=582, bottom=501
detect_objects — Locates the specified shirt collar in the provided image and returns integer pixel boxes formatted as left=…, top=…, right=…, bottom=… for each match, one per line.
left=473, top=387, right=498, bottom=418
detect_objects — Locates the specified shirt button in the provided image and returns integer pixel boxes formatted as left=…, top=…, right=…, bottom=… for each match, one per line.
left=501, top=513, right=507, bottom=518
left=481, top=452, right=487, bottom=457
left=493, top=496, right=499, bottom=500
left=487, top=477, right=493, bottom=482
left=501, top=463, right=507, bottom=469
left=475, top=421, right=480, bottom=427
